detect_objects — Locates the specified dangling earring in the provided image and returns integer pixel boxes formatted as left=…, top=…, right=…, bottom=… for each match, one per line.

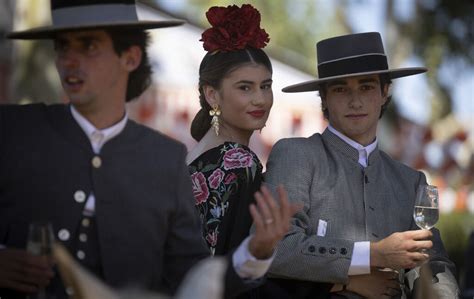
left=209, top=105, right=221, bottom=136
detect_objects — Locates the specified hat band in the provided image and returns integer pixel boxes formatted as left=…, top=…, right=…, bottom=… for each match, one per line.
left=52, top=4, right=138, bottom=27
left=318, top=55, right=388, bottom=78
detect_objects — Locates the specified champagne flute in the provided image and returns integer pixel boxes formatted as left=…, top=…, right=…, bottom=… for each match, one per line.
left=26, top=222, right=55, bottom=299
left=413, top=185, right=439, bottom=230
left=413, top=185, right=439, bottom=256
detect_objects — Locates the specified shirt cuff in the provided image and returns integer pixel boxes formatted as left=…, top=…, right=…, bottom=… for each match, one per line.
left=348, top=241, right=370, bottom=275
left=232, top=235, right=275, bottom=279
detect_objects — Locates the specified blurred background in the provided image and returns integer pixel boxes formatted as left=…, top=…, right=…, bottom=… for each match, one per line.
left=0, top=0, right=473, bottom=294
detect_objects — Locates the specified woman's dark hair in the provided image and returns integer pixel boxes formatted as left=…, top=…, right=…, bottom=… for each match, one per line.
left=319, top=74, right=392, bottom=119
left=106, top=28, right=152, bottom=102
left=190, top=48, right=273, bottom=141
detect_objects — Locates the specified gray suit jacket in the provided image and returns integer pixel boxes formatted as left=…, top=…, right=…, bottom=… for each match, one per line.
left=264, top=129, right=458, bottom=298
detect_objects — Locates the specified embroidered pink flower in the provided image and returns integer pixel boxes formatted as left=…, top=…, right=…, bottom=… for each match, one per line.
left=224, top=173, right=237, bottom=185
left=223, top=148, right=253, bottom=170
left=191, top=172, right=209, bottom=205
left=208, top=169, right=225, bottom=189
left=206, top=230, right=218, bottom=247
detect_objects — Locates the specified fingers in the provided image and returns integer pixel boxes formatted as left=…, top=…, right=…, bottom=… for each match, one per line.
left=261, top=185, right=282, bottom=228
left=410, top=240, right=433, bottom=251
left=404, top=229, right=433, bottom=240
left=254, top=188, right=274, bottom=227
left=249, top=203, right=264, bottom=233
left=0, top=249, right=54, bottom=291
left=0, top=278, right=38, bottom=293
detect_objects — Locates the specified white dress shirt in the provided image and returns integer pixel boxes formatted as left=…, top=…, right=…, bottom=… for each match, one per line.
left=328, top=125, right=377, bottom=275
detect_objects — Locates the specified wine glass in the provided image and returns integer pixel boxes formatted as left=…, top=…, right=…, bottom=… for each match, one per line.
left=26, top=222, right=55, bottom=299
left=413, top=185, right=439, bottom=230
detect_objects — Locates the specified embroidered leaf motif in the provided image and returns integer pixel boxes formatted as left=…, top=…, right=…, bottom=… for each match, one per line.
left=222, top=190, right=231, bottom=203
left=201, top=163, right=219, bottom=173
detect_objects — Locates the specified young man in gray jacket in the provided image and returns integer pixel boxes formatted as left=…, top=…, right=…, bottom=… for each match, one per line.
left=265, top=32, right=458, bottom=298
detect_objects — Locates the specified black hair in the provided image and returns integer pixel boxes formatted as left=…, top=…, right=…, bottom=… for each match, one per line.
left=106, top=28, right=152, bottom=102
left=319, top=74, right=392, bottom=119
left=190, top=48, right=273, bottom=141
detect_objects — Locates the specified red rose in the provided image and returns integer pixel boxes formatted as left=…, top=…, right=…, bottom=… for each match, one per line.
left=223, top=148, right=254, bottom=170
left=208, top=168, right=225, bottom=189
left=200, top=4, right=270, bottom=52
left=191, top=172, right=209, bottom=205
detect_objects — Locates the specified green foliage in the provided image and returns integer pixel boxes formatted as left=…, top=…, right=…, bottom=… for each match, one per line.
left=182, top=0, right=349, bottom=74
left=437, top=212, right=474, bottom=278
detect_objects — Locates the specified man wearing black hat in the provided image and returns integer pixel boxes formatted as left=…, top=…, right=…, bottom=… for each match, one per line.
left=264, top=32, right=458, bottom=298
left=0, top=1, right=296, bottom=298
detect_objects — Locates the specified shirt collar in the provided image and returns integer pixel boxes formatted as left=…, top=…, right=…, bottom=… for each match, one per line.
left=70, top=105, right=128, bottom=153
left=328, top=125, right=377, bottom=167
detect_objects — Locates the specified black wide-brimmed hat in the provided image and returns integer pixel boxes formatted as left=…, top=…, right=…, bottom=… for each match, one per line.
left=283, top=32, right=427, bottom=93
left=8, top=0, right=184, bottom=40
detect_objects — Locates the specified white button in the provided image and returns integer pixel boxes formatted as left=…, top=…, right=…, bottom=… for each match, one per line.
left=79, top=233, right=87, bottom=242
left=91, top=131, right=104, bottom=144
left=92, top=156, right=102, bottom=168
left=58, top=229, right=70, bottom=241
left=81, top=218, right=90, bottom=227
left=65, top=287, right=75, bottom=296
left=74, top=190, right=86, bottom=203
left=77, top=250, right=85, bottom=260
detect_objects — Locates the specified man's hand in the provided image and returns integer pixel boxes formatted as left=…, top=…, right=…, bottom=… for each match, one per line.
left=371, top=230, right=432, bottom=270
left=346, top=268, right=401, bottom=299
left=0, top=248, right=54, bottom=293
left=248, top=185, right=302, bottom=259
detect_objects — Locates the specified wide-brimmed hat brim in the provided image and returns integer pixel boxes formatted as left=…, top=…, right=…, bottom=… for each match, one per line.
left=282, top=67, right=427, bottom=93
left=7, top=20, right=184, bottom=40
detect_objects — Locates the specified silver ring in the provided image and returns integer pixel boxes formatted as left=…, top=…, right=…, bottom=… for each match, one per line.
left=265, top=218, right=274, bottom=224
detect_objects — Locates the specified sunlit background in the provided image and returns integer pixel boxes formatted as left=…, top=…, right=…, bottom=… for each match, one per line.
left=0, top=0, right=472, bottom=292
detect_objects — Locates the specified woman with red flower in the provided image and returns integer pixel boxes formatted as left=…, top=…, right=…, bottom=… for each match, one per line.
left=187, top=3, right=275, bottom=258
left=186, top=5, right=306, bottom=298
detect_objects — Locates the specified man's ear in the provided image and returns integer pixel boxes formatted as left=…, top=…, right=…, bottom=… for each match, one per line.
left=382, top=83, right=391, bottom=104
left=121, top=45, right=142, bottom=72
left=202, top=85, right=220, bottom=107
left=321, top=97, right=328, bottom=111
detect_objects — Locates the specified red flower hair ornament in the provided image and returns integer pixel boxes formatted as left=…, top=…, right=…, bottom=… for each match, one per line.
left=200, top=4, right=270, bottom=53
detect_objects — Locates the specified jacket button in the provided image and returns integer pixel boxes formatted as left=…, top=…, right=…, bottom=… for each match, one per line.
left=92, top=156, right=102, bottom=168
left=318, top=247, right=326, bottom=254
left=76, top=250, right=86, bottom=260
left=79, top=233, right=88, bottom=242
left=308, top=245, right=316, bottom=253
left=58, top=229, right=70, bottom=241
left=81, top=218, right=90, bottom=227
left=340, top=248, right=347, bottom=255
left=74, top=190, right=86, bottom=203
left=329, top=247, right=337, bottom=254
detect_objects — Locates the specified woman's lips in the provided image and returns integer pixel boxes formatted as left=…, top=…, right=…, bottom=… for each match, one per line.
left=247, top=110, right=266, bottom=118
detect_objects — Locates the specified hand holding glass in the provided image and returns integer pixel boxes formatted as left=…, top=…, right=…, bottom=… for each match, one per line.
left=26, top=222, right=55, bottom=299
left=413, top=185, right=439, bottom=230
left=27, top=222, right=54, bottom=256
